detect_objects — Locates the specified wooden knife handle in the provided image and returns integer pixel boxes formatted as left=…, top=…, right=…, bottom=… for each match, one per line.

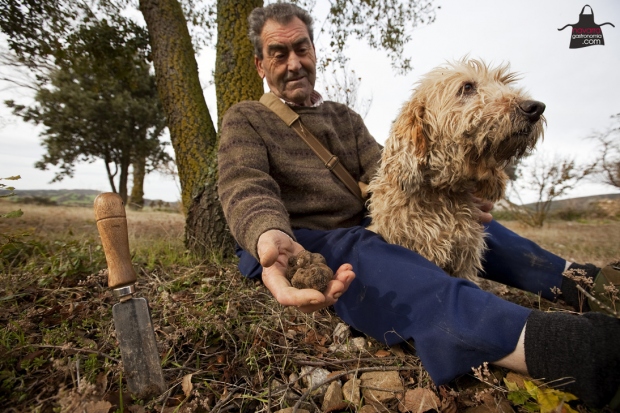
left=94, top=193, right=137, bottom=289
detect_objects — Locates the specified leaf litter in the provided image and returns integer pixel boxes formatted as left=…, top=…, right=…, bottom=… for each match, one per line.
left=0, top=202, right=614, bottom=412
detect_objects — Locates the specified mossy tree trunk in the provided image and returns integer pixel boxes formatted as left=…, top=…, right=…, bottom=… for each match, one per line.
left=214, top=0, right=264, bottom=128
left=138, top=0, right=266, bottom=257
left=139, top=0, right=234, bottom=256
left=177, top=0, right=265, bottom=257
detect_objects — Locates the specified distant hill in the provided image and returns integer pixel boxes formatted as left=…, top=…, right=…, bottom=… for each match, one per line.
left=524, top=193, right=620, bottom=211
left=1, top=188, right=618, bottom=212
left=488, top=193, right=620, bottom=211
left=0, top=189, right=180, bottom=210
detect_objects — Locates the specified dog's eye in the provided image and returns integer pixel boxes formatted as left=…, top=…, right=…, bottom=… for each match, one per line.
left=460, top=82, right=476, bottom=96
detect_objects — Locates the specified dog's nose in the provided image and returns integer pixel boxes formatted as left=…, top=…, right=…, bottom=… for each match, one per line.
left=519, top=100, right=546, bottom=123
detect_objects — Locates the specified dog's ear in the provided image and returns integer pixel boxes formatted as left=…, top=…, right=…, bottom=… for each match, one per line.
left=380, top=97, right=427, bottom=194
left=392, top=98, right=427, bottom=158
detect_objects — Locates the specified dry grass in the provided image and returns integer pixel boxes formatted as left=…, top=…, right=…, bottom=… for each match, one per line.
left=502, top=220, right=620, bottom=268
left=0, top=201, right=185, bottom=247
left=0, top=201, right=618, bottom=413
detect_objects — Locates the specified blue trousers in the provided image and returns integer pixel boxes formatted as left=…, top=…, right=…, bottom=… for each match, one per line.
left=236, top=220, right=565, bottom=385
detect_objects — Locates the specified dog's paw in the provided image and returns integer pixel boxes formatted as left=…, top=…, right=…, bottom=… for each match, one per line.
left=286, top=250, right=334, bottom=292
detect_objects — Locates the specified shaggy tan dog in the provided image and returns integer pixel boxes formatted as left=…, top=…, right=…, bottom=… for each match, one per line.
left=367, top=59, right=546, bottom=281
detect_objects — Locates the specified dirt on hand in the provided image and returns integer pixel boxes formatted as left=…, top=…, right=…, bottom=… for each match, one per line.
left=285, top=250, right=334, bottom=292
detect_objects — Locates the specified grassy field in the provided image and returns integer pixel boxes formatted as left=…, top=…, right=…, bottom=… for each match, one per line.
left=501, top=220, right=620, bottom=268
left=0, top=200, right=618, bottom=412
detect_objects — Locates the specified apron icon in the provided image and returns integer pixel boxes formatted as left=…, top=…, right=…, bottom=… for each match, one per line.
left=558, top=5, right=614, bottom=48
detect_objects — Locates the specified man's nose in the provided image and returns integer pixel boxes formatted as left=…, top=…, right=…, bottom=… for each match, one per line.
left=287, top=53, right=302, bottom=71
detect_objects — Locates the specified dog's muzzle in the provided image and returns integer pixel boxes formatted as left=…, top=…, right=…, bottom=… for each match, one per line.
left=518, top=100, right=546, bottom=123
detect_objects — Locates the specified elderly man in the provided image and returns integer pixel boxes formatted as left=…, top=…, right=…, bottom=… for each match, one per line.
left=217, top=2, right=620, bottom=409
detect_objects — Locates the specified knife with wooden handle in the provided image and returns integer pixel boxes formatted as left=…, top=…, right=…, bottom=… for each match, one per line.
left=94, top=192, right=166, bottom=398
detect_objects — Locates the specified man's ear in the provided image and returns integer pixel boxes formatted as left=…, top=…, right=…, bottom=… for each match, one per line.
left=255, top=56, right=265, bottom=79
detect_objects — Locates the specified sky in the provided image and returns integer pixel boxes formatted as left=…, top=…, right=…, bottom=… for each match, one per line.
left=1, top=0, right=619, bottom=203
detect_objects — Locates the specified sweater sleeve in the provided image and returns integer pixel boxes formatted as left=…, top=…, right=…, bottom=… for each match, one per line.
left=217, top=103, right=295, bottom=260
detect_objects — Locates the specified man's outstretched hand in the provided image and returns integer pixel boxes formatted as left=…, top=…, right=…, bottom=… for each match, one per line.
left=257, top=229, right=355, bottom=313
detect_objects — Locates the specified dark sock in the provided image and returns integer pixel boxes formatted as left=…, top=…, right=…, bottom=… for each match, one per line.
left=524, top=310, right=620, bottom=408
left=560, top=262, right=599, bottom=311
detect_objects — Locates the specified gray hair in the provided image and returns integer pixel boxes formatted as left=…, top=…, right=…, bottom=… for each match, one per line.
left=248, top=2, right=314, bottom=59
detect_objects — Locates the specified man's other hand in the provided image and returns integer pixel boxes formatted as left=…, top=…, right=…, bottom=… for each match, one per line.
left=472, top=196, right=494, bottom=224
left=257, top=229, right=355, bottom=313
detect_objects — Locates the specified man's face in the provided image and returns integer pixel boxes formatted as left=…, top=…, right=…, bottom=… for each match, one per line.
left=255, top=17, right=317, bottom=106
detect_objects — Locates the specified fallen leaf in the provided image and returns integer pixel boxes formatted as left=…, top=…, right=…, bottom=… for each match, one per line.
left=523, top=380, right=578, bottom=413
left=504, top=379, right=520, bottom=393
left=375, top=349, right=391, bottom=358
left=314, top=345, right=328, bottom=353
left=182, top=373, right=193, bottom=398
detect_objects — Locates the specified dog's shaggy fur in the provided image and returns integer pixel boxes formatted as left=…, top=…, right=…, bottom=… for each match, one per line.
left=367, top=59, right=546, bottom=281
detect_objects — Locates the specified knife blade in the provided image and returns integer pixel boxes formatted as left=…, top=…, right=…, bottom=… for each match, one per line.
left=94, top=192, right=166, bottom=399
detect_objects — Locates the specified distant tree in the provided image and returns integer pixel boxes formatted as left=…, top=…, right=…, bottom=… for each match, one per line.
left=322, top=63, right=372, bottom=118
left=0, top=0, right=75, bottom=70
left=129, top=156, right=147, bottom=209
left=504, top=158, right=524, bottom=181
left=5, top=17, right=169, bottom=203
left=505, top=153, right=595, bottom=227
left=590, top=113, right=620, bottom=189
left=310, top=0, right=437, bottom=74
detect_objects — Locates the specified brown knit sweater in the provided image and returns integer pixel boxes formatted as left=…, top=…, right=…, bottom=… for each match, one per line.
left=218, top=100, right=381, bottom=259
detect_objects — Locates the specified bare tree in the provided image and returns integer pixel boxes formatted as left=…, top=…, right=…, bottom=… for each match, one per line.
left=322, top=63, right=373, bottom=118
left=505, top=153, right=595, bottom=227
left=590, top=113, right=620, bottom=189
